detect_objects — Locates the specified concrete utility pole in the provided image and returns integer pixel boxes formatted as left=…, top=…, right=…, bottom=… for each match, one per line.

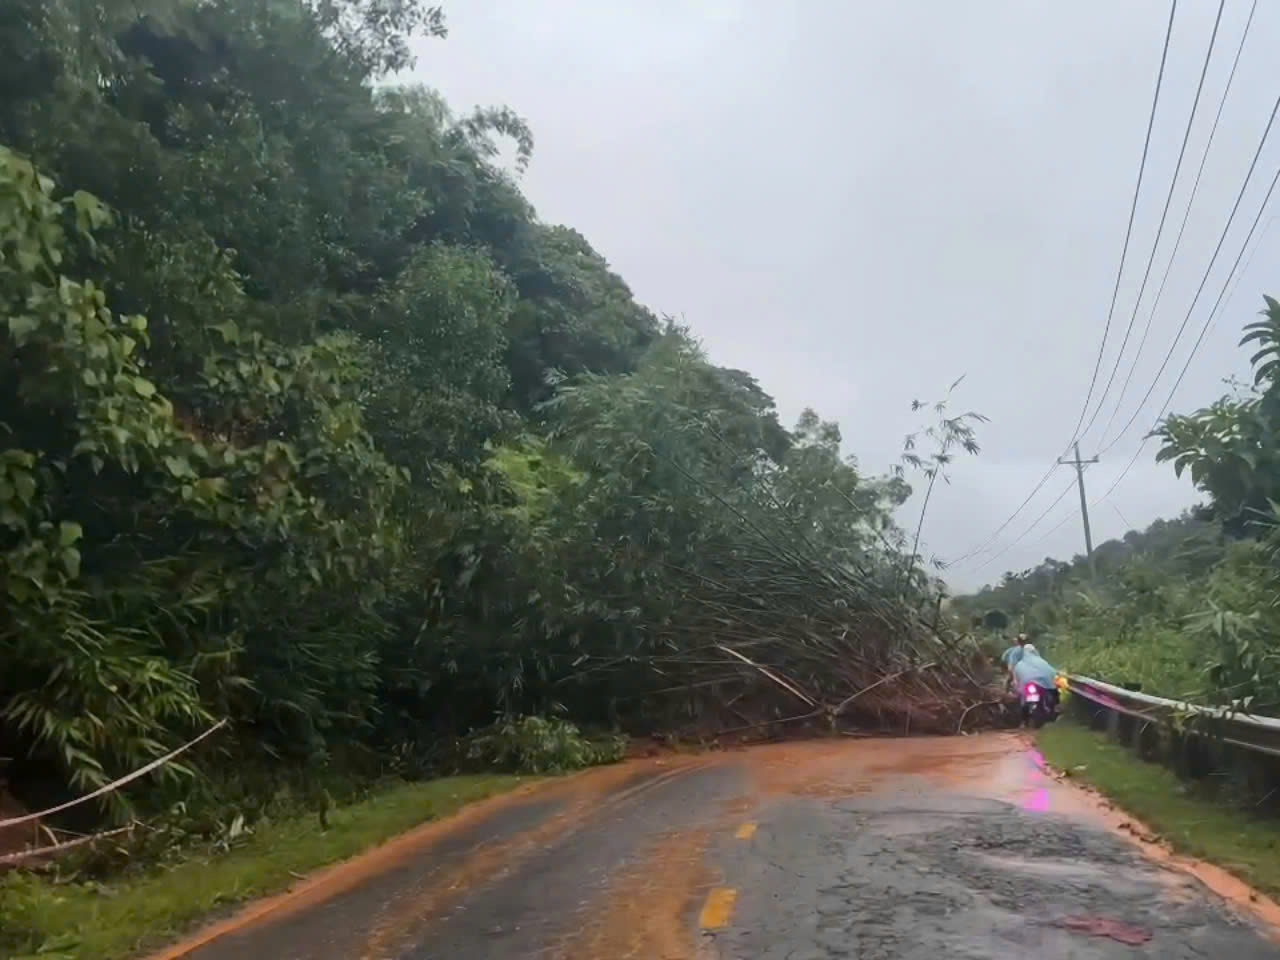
left=1059, top=442, right=1099, bottom=579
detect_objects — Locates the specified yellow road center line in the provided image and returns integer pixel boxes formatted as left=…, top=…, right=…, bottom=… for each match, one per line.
left=734, top=822, right=757, bottom=840
left=699, top=887, right=738, bottom=929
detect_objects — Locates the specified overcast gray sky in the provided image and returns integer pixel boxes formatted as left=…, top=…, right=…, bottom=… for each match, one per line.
left=409, top=0, right=1280, bottom=591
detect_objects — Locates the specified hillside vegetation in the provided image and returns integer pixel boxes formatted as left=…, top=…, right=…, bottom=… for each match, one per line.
left=0, top=0, right=988, bottom=864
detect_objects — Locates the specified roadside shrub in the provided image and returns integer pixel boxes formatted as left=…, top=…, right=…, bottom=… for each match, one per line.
left=459, top=716, right=626, bottom=774
left=0, top=871, right=48, bottom=959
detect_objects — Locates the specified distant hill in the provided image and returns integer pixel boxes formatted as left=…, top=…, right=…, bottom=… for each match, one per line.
left=950, top=509, right=1224, bottom=634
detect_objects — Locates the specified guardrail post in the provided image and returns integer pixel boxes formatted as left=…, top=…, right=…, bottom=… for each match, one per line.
left=1066, top=693, right=1097, bottom=728
left=1174, top=726, right=1212, bottom=780
left=1136, top=720, right=1160, bottom=761
left=1169, top=729, right=1191, bottom=778
left=1221, top=742, right=1277, bottom=806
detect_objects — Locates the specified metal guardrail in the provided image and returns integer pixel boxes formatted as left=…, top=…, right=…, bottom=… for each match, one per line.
left=1066, top=674, right=1280, bottom=759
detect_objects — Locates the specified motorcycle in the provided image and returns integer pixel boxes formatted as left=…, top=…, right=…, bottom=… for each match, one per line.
left=1019, top=679, right=1060, bottom=728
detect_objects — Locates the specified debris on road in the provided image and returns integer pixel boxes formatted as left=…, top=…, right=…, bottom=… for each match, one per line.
left=1054, top=914, right=1154, bottom=945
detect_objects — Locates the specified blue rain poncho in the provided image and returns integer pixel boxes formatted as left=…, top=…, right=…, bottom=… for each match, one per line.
left=1013, top=648, right=1057, bottom=689
left=1000, top=644, right=1025, bottom=669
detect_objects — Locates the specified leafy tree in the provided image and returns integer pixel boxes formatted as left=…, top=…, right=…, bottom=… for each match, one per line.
left=1158, top=296, right=1280, bottom=536
left=898, top=381, right=986, bottom=583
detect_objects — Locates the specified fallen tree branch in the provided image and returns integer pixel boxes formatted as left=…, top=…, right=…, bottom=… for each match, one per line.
left=834, top=664, right=934, bottom=716
left=956, top=699, right=1004, bottom=734
left=0, top=824, right=135, bottom=866
left=706, top=708, right=824, bottom=738
left=715, top=644, right=815, bottom=707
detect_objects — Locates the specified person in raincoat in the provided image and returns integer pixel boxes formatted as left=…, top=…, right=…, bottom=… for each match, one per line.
left=1000, top=634, right=1029, bottom=692
left=1013, top=643, right=1057, bottom=693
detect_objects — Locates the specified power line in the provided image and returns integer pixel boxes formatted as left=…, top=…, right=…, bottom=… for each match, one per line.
left=1211, top=212, right=1277, bottom=335
left=1093, top=443, right=1148, bottom=514
left=1093, top=151, right=1280, bottom=503
left=1030, top=475, right=1129, bottom=561
left=1068, top=0, right=1178, bottom=447
left=1081, top=0, right=1228, bottom=445
left=1032, top=467, right=1131, bottom=555
left=946, top=461, right=1060, bottom=566
left=1112, top=502, right=1133, bottom=530
left=1030, top=504, right=1078, bottom=548
left=968, top=134, right=1278, bottom=579
left=1100, top=86, right=1280, bottom=456
left=972, top=476, right=1078, bottom=574
left=981, top=185, right=1272, bottom=574
left=1099, top=0, right=1258, bottom=447
left=949, top=2, right=1180, bottom=568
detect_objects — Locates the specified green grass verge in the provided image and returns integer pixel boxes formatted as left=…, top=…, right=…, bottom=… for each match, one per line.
left=1037, top=722, right=1280, bottom=899
left=0, top=774, right=528, bottom=960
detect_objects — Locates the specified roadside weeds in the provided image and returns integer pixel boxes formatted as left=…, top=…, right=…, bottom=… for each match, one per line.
left=0, top=774, right=529, bottom=960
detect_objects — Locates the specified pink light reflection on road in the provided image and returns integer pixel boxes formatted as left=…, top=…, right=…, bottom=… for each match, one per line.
left=1023, top=787, right=1050, bottom=812
left=1020, top=748, right=1051, bottom=812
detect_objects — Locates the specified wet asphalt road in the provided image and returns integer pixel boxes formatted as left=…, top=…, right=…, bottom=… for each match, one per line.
left=172, top=735, right=1280, bottom=960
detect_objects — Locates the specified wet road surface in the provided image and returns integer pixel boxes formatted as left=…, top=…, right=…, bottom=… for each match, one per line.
left=163, top=734, right=1280, bottom=959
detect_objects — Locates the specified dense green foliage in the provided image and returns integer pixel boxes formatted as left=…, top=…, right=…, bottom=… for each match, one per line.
left=459, top=716, right=625, bottom=775
left=0, top=0, right=968, bottom=853
left=955, top=511, right=1225, bottom=694
left=958, top=296, right=1280, bottom=714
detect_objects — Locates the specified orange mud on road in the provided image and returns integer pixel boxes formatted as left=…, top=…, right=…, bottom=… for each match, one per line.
left=163, top=734, right=1280, bottom=960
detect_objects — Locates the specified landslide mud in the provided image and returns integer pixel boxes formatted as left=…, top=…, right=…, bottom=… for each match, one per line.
left=359, top=761, right=709, bottom=959
left=559, top=827, right=715, bottom=960
left=151, top=756, right=708, bottom=960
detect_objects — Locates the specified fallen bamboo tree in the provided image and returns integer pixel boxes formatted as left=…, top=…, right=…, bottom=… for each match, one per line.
left=558, top=473, right=1000, bottom=736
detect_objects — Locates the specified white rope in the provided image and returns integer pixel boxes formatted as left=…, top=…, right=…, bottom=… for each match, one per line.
left=0, top=718, right=227, bottom=829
